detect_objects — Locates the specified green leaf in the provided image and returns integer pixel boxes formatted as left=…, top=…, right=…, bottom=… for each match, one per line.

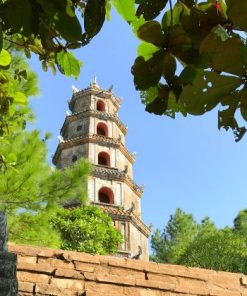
left=56, top=51, right=82, bottom=78
left=84, top=0, right=106, bottom=38
left=36, top=0, right=68, bottom=15
left=137, top=42, right=159, bottom=61
left=138, top=21, right=164, bottom=47
left=200, top=33, right=246, bottom=77
left=54, top=12, right=82, bottom=42
left=42, top=61, right=48, bottom=72
left=5, top=0, right=32, bottom=36
left=142, top=86, right=159, bottom=104
left=0, top=24, right=2, bottom=52
left=168, top=25, right=194, bottom=64
left=165, top=90, right=187, bottom=118
left=24, top=48, right=31, bottom=59
left=180, top=71, right=242, bottom=115
left=131, top=16, right=146, bottom=36
left=135, top=0, right=146, bottom=3
left=7, top=153, right=17, bottom=163
left=169, top=25, right=191, bottom=48
left=212, top=24, right=229, bottom=42
left=136, top=0, right=168, bottom=21
left=14, top=92, right=27, bottom=105
left=145, top=85, right=170, bottom=115
left=180, top=0, right=195, bottom=7
left=242, top=44, right=247, bottom=67
left=218, top=93, right=246, bottom=142
left=162, top=2, right=189, bottom=28
left=179, top=66, right=200, bottom=85
left=48, top=62, right=57, bottom=75
left=0, top=49, right=11, bottom=67
left=112, top=0, right=136, bottom=22
left=132, top=50, right=164, bottom=90
left=240, top=88, right=247, bottom=122
left=226, top=0, right=247, bottom=31
left=67, top=42, right=82, bottom=50
left=163, top=54, right=176, bottom=83
left=105, top=0, right=111, bottom=21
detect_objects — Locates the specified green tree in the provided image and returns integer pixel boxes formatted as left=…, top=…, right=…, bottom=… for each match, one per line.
left=234, top=209, right=247, bottom=237
left=178, top=228, right=247, bottom=274
left=0, top=130, right=90, bottom=247
left=151, top=208, right=198, bottom=263
left=151, top=209, right=247, bottom=274
left=51, top=205, right=123, bottom=255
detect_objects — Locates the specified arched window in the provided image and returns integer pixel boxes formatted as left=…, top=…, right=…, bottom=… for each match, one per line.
left=96, top=100, right=105, bottom=111
left=97, top=122, right=108, bottom=137
left=98, top=152, right=110, bottom=166
left=98, top=187, right=114, bottom=204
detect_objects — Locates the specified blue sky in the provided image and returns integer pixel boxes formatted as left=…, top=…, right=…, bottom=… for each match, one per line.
left=29, top=9, right=246, bottom=234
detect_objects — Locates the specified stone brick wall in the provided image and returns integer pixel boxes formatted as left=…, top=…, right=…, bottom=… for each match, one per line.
left=8, top=243, right=247, bottom=296
left=0, top=212, right=18, bottom=296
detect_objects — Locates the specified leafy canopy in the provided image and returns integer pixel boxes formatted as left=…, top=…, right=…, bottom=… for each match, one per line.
left=151, top=208, right=247, bottom=274
left=51, top=205, right=123, bottom=255
left=0, top=130, right=90, bottom=247
left=3, top=0, right=247, bottom=142
left=0, top=50, right=39, bottom=171
left=0, top=0, right=113, bottom=157
left=130, top=0, right=247, bottom=141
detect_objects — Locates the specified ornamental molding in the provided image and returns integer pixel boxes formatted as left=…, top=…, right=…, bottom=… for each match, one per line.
left=69, top=87, right=121, bottom=112
left=93, top=203, right=151, bottom=238
left=61, top=109, right=127, bottom=136
left=92, top=165, right=143, bottom=197
left=52, top=134, right=136, bottom=165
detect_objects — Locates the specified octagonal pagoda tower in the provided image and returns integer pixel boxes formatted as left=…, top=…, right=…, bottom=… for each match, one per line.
left=52, top=80, right=151, bottom=260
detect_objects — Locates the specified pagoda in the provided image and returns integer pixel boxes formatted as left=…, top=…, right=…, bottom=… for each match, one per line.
left=52, top=79, right=151, bottom=260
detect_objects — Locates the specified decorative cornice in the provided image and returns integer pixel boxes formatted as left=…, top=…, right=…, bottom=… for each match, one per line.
left=92, top=202, right=151, bottom=238
left=61, top=109, right=127, bottom=136
left=92, top=165, right=143, bottom=197
left=69, top=87, right=121, bottom=112
left=52, top=134, right=136, bottom=166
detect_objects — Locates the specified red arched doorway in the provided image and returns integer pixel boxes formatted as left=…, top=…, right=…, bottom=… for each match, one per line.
left=97, top=122, right=108, bottom=137
left=96, top=100, right=105, bottom=111
left=98, top=152, right=110, bottom=166
left=98, top=187, right=114, bottom=204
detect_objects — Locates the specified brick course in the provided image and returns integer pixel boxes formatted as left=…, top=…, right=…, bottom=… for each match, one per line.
left=8, top=243, right=247, bottom=296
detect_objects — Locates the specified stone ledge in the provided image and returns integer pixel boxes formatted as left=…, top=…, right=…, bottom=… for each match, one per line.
left=7, top=243, right=247, bottom=296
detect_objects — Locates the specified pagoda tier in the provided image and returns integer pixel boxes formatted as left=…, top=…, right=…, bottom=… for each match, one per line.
left=53, top=134, right=136, bottom=167
left=60, top=109, right=128, bottom=138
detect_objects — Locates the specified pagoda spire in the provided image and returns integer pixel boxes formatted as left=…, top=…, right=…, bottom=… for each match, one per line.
left=90, top=75, right=100, bottom=89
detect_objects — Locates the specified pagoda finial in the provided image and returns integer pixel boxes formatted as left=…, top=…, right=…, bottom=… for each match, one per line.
left=90, top=75, right=100, bottom=89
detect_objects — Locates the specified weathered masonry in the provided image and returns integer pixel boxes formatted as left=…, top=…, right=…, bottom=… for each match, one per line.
left=52, top=80, right=151, bottom=260
left=9, top=243, right=247, bottom=296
